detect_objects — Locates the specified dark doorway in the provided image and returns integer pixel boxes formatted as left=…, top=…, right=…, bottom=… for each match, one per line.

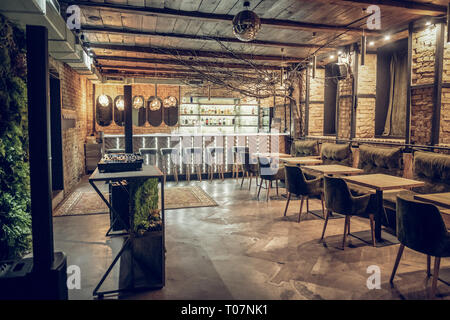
left=50, top=71, right=64, bottom=191
left=324, top=64, right=337, bottom=135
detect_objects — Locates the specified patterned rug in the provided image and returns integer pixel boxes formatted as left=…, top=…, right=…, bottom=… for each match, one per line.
left=53, top=186, right=218, bottom=217
left=164, top=186, right=218, bottom=210
left=53, top=191, right=109, bottom=217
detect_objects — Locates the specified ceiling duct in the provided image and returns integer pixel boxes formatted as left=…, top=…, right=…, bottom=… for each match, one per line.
left=0, top=0, right=99, bottom=80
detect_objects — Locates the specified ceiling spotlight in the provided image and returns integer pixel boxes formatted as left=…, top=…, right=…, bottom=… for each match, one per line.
left=264, top=76, right=269, bottom=81
left=330, top=55, right=335, bottom=59
left=384, top=35, right=391, bottom=41
left=369, top=41, right=375, bottom=46
left=426, top=21, right=432, bottom=26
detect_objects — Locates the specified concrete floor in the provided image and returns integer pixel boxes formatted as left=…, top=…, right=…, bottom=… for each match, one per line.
left=53, top=176, right=450, bottom=300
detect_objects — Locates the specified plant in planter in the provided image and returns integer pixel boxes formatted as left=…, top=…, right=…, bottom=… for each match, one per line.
left=119, top=177, right=164, bottom=292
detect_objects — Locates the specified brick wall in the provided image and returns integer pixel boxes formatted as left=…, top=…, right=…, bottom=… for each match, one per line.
left=412, top=26, right=436, bottom=85
left=440, top=26, right=450, bottom=145
left=308, top=68, right=325, bottom=136
left=49, top=57, right=91, bottom=194
left=355, top=54, right=376, bottom=138
left=337, top=69, right=353, bottom=140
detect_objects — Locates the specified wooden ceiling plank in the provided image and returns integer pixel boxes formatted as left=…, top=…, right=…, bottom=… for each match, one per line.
left=145, top=0, right=164, bottom=8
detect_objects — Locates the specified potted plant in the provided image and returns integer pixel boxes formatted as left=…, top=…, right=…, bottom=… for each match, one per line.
left=119, top=178, right=164, bottom=293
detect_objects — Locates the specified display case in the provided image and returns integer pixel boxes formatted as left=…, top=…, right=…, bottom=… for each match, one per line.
left=260, top=107, right=271, bottom=133
left=179, top=97, right=260, bottom=134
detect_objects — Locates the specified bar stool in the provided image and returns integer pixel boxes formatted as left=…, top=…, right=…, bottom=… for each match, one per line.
left=184, top=147, right=202, bottom=182
left=106, top=148, right=125, bottom=154
left=139, top=148, right=158, bottom=166
left=160, top=148, right=179, bottom=184
left=232, top=146, right=248, bottom=180
left=206, top=147, right=225, bottom=181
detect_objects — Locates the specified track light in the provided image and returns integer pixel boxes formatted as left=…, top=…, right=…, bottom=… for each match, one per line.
left=384, top=34, right=391, bottom=41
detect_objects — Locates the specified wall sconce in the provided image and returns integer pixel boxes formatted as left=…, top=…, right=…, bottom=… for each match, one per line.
left=98, top=94, right=109, bottom=107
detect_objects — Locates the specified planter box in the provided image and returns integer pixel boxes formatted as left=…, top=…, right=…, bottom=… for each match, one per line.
left=118, top=230, right=165, bottom=292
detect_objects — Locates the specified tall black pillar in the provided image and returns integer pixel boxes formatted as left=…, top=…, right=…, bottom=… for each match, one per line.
left=26, top=25, right=54, bottom=272
left=124, top=85, right=133, bottom=153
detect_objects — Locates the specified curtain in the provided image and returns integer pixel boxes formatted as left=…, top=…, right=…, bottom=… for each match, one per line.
left=382, top=51, right=408, bottom=137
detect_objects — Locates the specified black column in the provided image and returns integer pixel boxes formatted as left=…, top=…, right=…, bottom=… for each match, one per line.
left=124, top=85, right=133, bottom=153
left=26, top=26, right=54, bottom=272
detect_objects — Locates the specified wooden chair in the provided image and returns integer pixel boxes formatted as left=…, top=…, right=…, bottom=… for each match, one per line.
left=184, top=147, right=202, bottom=182
left=232, top=146, right=247, bottom=180
left=207, top=147, right=225, bottom=181
left=240, top=152, right=258, bottom=191
left=160, top=148, right=179, bottom=184
left=257, top=156, right=284, bottom=201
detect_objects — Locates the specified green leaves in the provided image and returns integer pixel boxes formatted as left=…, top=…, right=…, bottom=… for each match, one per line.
left=130, top=178, right=160, bottom=234
left=0, top=14, right=31, bottom=260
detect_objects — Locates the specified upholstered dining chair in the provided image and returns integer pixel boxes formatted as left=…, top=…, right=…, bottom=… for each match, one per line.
left=257, top=156, right=284, bottom=201
left=240, top=152, right=258, bottom=191
left=283, top=165, right=324, bottom=223
left=390, top=196, right=450, bottom=297
left=321, top=175, right=376, bottom=249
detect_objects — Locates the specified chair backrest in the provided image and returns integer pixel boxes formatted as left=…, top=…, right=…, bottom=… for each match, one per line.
left=284, top=165, right=309, bottom=196
left=258, top=156, right=280, bottom=179
left=413, top=151, right=450, bottom=194
left=323, top=175, right=353, bottom=215
left=358, top=145, right=403, bottom=176
left=184, top=147, right=202, bottom=164
left=396, top=196, right=448, bottom=256
left=206, top=147, right=224, bottom=164
left=290, top=140, right=319, bottom=157
left=321, top=143, right=352, bottom=166
left=139, top=148, right=158, bottom=155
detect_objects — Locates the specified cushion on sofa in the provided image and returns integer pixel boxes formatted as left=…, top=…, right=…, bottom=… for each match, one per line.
left=321, top=143, right=352, bottom=166
left=358, top=145, right=403, bottom=176
left=290, top=140, right=319, bottom=157
left=413, top=151, right=450, bottom=194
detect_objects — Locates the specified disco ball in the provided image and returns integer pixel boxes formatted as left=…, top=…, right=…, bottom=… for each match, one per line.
left=232, top=9, right=261, bottom=42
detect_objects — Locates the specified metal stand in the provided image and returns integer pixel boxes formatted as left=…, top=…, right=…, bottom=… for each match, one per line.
left=89, top=167, right=165, bottom=299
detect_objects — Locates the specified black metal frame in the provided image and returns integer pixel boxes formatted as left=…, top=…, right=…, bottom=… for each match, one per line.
left=89, top=168, right=165, bottom=299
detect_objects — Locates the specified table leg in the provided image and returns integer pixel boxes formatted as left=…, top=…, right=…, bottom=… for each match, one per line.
left=375, top=190, right=383, bottom=241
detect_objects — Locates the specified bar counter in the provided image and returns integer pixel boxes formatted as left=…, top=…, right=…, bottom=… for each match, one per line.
left=102, top=132, right=289, bottom=176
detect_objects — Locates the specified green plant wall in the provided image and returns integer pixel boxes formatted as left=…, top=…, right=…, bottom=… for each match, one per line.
left=0, top=14, right=31, bottom=260
left=130, top=178, right=160, bottom=234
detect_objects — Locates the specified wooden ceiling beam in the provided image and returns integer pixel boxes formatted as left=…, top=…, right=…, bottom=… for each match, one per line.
left=98, top=64, right=253, bottom=75
left=89, top=43, right=303, bottom=62
left=82, top=25, right=339, bottom=49
left=340, top=0, right=446, bottom=15
left=95, top=55, right=282, bottom=70
left=61, top=1, right=380, bottom=34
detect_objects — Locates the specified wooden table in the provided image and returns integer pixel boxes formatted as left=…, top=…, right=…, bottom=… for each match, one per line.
left=414, top=192, right=450, bottom=209
left=280, top=157, right=323, bottom=166
left=302, top=164, right=363, bottom=176
left=253, top=152, right=292, bottom=158
left=343, top=174, right=425, bottom=242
